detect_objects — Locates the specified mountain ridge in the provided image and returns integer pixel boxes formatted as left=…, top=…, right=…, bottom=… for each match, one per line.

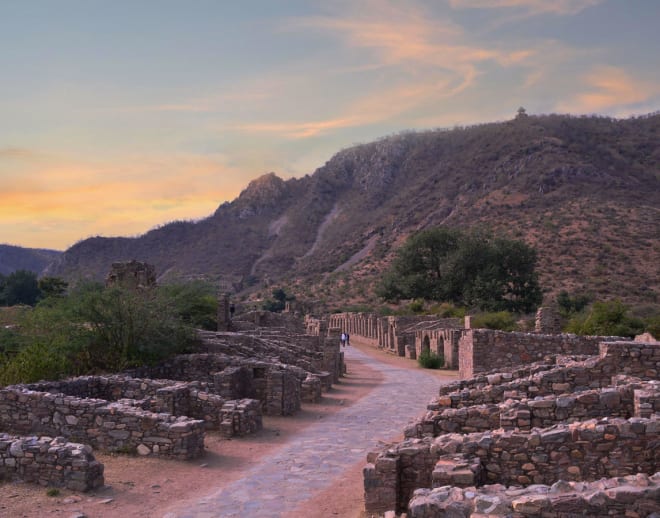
left=43, top=113, right=660, bottom=306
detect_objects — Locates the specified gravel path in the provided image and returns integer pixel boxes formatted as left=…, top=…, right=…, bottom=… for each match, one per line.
left=170, top=345, right=452, bottom=518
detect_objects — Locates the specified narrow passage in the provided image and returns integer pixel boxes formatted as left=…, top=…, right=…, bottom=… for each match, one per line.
left=170, top=345, right=451, bottom=518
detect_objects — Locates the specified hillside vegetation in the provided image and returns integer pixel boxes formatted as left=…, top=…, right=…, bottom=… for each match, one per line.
left=43, top=113, right=660, bottom=308
left=0, top=245, right=61, bottom=276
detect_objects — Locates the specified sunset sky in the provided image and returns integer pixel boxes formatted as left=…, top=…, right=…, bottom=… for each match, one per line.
left=1, top=0, right=659, bottom=250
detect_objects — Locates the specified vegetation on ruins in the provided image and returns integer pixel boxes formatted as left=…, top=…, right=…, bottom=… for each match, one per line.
left=471, top=311, right=518, bottom=331
left=417, top=349, right=444, bottom=369
left=565, top=299, right=646, bottom=338
left=0, top=280, right=217, bottom=385
left=376, top=227, right=543, bottom=313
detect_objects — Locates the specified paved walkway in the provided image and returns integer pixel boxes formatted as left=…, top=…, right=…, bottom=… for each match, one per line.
left=170, top=345, right=452, bottom=518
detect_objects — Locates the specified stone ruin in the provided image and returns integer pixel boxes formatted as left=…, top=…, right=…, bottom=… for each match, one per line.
left=327, top=312, right=659, bottom=516
left=363, top=339, right=660, bottom=517
left=0, top=307, right=344, bottom=491
left=105, top=259, right=157, bottom=289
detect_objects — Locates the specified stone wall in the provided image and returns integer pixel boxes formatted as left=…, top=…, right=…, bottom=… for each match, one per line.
left=363, top=340, right=660, bottom=515
left=458, top=330, right=624, bottom=378
left=0, top=387, right=206, bottom=459
left=366, top=417, right=659, bottom=513
left=406, top=380, right=658, bottom=438
left=105, top=260, right=156, bottom=289
left=440, top=341, right=660, bottom=409
left=413, top=327, right=463, bottom=368
left=219, top=399, right=262, bottom=438
left=328, top=312, right=462, bottom=361
left=21, top=375, right=246, bottom=432
left=408, top=473, right=660, bottom=517
left=129, top=353, right=302, bottom=416
left=0, top=434, right=105, bottom=491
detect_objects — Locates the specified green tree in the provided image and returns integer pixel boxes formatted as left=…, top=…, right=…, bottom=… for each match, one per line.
left=377, top=227, right=542, bottom=312
left=0, top=270, right=41, bottom=306
left=38, top=276, right=69, bottom=299
left=158, top=281, right=218, bottom=330
left=262, top=287, right=295, bottom=312
left=556, top=290, right=591, bottom=318
left=0, top=282, right=198, bottom=384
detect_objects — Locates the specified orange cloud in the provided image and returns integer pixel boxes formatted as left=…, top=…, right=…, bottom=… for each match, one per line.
left=557, top=66, right=658, bottom=114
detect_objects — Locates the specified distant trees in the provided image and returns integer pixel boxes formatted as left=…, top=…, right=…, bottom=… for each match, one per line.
left=262, top=287, right=295, bottom=312
left=0, top=270, right=41, bottom=306
left=377, top=227, right=543, bottom=313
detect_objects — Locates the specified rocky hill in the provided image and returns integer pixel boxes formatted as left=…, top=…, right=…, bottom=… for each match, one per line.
left=45, top=113, right=660, bottom=307
left=0, top=245, right=61, bottom=276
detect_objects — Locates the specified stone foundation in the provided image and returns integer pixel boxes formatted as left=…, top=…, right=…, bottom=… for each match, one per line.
left=408, top=472, right=660, bottom=517
left=0, top=434, right=105, bottom=491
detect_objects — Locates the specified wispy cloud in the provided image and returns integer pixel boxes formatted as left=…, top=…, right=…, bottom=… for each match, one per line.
left=238, top=0, right=536, bottom=139
left=557, top=66, right=658, bottom=114
left=447, top=0, right=602, bottom=16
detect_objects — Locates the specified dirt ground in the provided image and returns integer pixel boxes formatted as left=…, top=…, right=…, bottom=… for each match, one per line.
left=0, top=340, right=456, bottom=517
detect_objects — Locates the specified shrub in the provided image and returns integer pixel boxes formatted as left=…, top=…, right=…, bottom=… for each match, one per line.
left=418, top=350, right=444, bottom=369
left=471, top=311, right=518, bottom=331
left=565, top=300, right=644, bottom=337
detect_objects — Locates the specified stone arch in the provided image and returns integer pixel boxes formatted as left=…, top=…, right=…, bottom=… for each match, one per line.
left=422, top=335, right=431, bottom=356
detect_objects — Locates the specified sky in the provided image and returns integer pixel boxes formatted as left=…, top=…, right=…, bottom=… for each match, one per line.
left=1, top=0, right=659, bottom=250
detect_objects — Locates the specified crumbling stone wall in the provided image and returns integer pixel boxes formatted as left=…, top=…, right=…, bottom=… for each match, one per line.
left=22, top=375, right=241, bottom=431
left=408, top=473, right=660, bottom=517
left=0, top=434, right=105, bottom=491
left=364, top=340, right=660, bottom=515
left=458, top=330, right=624, bottom=378
left=442, top=341, right=660, bottom=409
left=0, top=387, right=205, bottom=459
left=131, top=353, right=302, bottom=416
left=366, top=417, right=659, bottom=513
left=105, top=260, right=156, bottom=289
left=219, top=399, right=262, bottom=438
left=535, top=306, right=561, bottom=333
left=406, top=380, right=658, bottom=438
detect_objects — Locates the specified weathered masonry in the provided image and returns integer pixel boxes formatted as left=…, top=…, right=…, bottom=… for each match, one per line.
left=0, top=434, right=105, bottom=492
left=326, top=311, right=625, bottom=377
left=364, top=339, right=660, bottom=516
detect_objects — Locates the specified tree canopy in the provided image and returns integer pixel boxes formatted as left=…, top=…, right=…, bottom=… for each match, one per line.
left=0, top=270, right=41, bottom=306
left=377, top=227, right=543, bottom=313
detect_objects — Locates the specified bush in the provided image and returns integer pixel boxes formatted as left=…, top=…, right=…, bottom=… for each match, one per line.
left=565, top=300, right=644, bottom=337
left=0, top=282, right=201, bottom=384
left=418, top=350, right=444, bottom=369
left=428, top=302, right=466, bottom=318
left=471, top=311, right=518, bottom=331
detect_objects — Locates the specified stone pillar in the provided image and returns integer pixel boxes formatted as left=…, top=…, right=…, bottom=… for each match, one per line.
left=535, top=307, right=560, bottom=334
left=218, top=293, right=231, bottom=331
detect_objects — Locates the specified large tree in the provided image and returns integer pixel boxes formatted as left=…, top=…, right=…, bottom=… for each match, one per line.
left=377, top=227, right=543, bottom=312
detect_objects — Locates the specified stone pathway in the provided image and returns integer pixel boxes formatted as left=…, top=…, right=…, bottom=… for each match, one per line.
left=169, top=345, right=453, bottom=518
